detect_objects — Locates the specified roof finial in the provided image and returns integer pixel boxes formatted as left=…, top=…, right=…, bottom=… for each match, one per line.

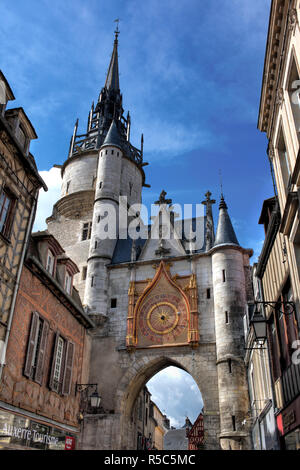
left=218, top=169, right=227, bottom=209
left=219, top=169, right=224, bottom=198
left=114, top=18, right=120, bottom=41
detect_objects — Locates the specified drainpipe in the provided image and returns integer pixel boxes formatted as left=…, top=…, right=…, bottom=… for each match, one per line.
left=0, top=189, right=39, bottom=382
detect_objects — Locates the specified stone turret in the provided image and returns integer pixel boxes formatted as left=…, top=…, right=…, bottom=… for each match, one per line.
left=83, top=121, right=123, bottom=319
left=211, top=195, right=251, bottom=450
left=47, top=30, right=147, bottom=302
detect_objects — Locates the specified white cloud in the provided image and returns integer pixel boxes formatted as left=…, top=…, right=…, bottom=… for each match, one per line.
left=147, top=366, right=203, bottom=429
left=33, top=167, right=62, bottom=232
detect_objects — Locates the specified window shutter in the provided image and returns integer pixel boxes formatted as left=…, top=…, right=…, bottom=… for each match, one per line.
left=24, top=312, right=39, bottom=378
left=49, top=331, right=60, bottom=391
left=62, top=341, right=74, bottom=396
left=34, top=320, right=49, bottom=385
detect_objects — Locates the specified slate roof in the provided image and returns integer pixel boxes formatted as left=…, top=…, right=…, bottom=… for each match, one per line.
left=110, top=217, right=206, bottom=265
left=102, top=120, right=123, bottom=149
left=104, top=33, right=120, bottom=91
left=214, top=196, right=239, bottom=247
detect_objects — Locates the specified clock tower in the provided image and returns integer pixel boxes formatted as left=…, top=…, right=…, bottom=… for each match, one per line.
left=46, top=29, right=253, bottom=451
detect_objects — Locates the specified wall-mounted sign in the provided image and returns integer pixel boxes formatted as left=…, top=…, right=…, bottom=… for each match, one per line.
left=65, top=436, right=76, bottom=450
left=0, top=409, right=77, bottom=450
left=283, top=410, right=296, bottom=432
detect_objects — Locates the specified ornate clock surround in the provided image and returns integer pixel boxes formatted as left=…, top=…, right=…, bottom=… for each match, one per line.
left=126, top=261, right=199, bottom=349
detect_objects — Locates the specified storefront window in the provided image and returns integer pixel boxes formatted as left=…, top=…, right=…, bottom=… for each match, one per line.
left=0, top=409, right=76, bottom=450
left=284, top=428, right=300, bottom=450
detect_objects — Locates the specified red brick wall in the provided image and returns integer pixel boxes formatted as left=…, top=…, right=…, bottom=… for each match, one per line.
left=0, top=265, right=88, bottom=428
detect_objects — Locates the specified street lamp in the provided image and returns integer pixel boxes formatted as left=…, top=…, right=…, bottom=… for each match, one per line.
left=246, top=300, right=296, bottom=350
left=75, top=383, right=101, bottom=413
left=90, top=389, right=101, bottom=408
left=250, top=308, right=268, bottom=344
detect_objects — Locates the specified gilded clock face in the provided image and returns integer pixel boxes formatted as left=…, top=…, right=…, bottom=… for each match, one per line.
left=138, top=292, right=188, bottom=346
left=147, top=302, right=178, bottom=335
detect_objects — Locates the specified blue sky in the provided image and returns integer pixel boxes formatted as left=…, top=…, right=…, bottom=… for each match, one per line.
left=0, top=0, right=273, bottom=429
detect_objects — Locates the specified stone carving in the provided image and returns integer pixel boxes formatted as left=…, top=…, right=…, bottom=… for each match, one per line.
left=288, top=8, right=298, bottom=33
left=201, top=191, right=216, bottom=251
left=276, top=87, right=284, bottom=107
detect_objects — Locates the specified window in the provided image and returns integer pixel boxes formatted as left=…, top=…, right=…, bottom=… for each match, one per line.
left=18, top=125, right=27, bottom=150
left=82, top=266, right=87, bottom=280
left=287, top=54, right=300, bottom=136
left=277, top=127, right=291, bottom=194
left=66, top=181, right=71, bottom=194
left=232, top=416, right=236, bottom=431
left=46, top=250, right=55, bottom=275
left=53, top=337, right=64, bottom=390
left=138, top=398, right=143, bottom=421
left=49, top=332, right=74, bottom=395
left=82, top=222, right=92, bottom=241
left=269, top=315, right=281, bottom=381
left=222, top=270, right=226, bottom=282
left=206, top=288, right=211, bottom=299
left=24, top=312, right=49, bottom=385
left=64, top=271, right=72, bottom=295
left=228, top=358, right=232, bottom=373
left=111, top=149, right=114, bottom=154
left=111, top=298, right=117, bottom=309
left=0, top=187, right=16, bottom=239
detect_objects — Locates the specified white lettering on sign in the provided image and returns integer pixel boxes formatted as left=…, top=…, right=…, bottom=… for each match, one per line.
left=2, top=422, right=58, bottom=445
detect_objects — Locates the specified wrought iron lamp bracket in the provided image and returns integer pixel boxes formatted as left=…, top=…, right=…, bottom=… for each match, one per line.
left=255, top=300, right=296, bottom=317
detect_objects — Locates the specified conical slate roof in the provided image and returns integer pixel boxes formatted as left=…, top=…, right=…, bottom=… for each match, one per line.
left=102, top=120, right=123, bottom=149
left=214, top=195, right=239, bottom=247
left=105, top=33, right=120, bottom=91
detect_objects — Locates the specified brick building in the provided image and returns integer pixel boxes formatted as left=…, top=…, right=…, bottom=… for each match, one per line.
left=0, top=70, right=47, bottom=381
left=0, top=231, right=94, bottom=450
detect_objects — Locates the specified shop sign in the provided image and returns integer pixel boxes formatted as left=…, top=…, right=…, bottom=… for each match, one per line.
left=283, top=410, right=296, bottom=432
left=65, top=436, right=75, bottom=450
left=2, top=422, right=59, bottom=446
left=0, top=409, right=76, bottom=450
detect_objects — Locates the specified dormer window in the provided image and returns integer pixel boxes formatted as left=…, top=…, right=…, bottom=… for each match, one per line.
left=46, top=250, right=55, bottom=275
left=64, top=271, right=72, bottom=295
left=17, top=125, right=27, bottom=150
left=4, top=107, right=37, bottom=155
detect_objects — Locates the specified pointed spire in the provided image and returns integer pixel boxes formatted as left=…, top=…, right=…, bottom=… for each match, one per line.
left=102, top=119, right=122, bottom=149
left=105, top=29, right=120, bottom=92
left=214, top=195, right=239, bottom=247
left=68, top=118, right=78, bottom=157
left=202, top=190, right=216, bottom=251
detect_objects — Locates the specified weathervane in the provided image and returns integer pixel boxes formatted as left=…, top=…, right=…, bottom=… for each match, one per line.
left=219, top=169, right=224, bottom=197
left=114, top=18, right=120, bottom=39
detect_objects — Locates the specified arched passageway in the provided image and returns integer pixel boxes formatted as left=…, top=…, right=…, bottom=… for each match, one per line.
left=114, top=354, right=220, bottom=450
left=135, top=365, right=204, bottom=450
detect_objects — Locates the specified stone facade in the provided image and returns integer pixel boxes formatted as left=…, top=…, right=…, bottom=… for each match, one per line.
left=46, top=30, right=253, bottom=450
left=256, top=0, right=300, bottom=449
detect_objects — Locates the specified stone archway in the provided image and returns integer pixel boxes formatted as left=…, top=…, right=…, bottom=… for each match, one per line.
left=113, top=352, right=220, bottom=450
